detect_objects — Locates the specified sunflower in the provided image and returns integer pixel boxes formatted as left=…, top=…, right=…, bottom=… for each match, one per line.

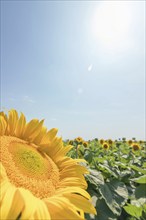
left=75, top=137, right=83, bottom=144
left=99, top=139, right=104, bottom=145
left=107, top=139, right=113, bottom=145
left=102, top=142, right=110, bottom=150
left=0, top=109, right=96, bottom=220
left=68, top=140, right=73, bottom=145
left=127, top=140, right=133, bottom=146
left=83, top=141, right=88, bottom=148
left=131, top=143, right=141, bottom=152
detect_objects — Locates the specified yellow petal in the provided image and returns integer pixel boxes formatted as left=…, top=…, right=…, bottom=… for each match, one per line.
left=56, top=157, right=87, bottom=169
left=0, top=183, right=17, bottom=219
left=46, top=128, right=58, bottom=140
left=0, top=112, right=8, bottom=123
left=60, top=165, right=88, bottom=178
left=6, top=190, right=24, bottom=220
left=79, top=209, right=85, bottom=219
left=18, top=188, right=38, bottom=219
left=38, top=137, right=62, bottom=157
left=27, top=119, right=44, bottom=142
left=54, top=145, right=73, bottom=159
left=0, top=116, right=7, bottom=135
left=45, top=196, right=84, bottom=220
left=33, top=126, right=47, bottom=144
left=33, top=200, right=51, bottom=220
left=46, top=137, right=63, bottom=158
left=7, top=109, right=18, bottom=135
left=40, top=128, right=58, bottom=145
left=37, top=141, right=51, bottom=153
left=22, top=119, right=40, bottom=139
left=66, top=194, right=96, bottom=214
left=0, top=181, right=11, bottom=201
left=58, top=177, right=87, bottom=188
left=15, top=112, right=26, bottom=137
left=55, top=187, right=90, bottom=199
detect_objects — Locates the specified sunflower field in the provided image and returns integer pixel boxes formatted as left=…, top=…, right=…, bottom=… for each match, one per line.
left=65, top=137, right=146, bottom=220
left=0, top=109, right=146, bottom=220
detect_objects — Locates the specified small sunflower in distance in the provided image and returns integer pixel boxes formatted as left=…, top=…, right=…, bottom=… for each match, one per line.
left=99, top=139, right=104, bottom=145
left=75, top=137, right=83, bottom=144
left=102, top=142, right=110, bottom=150
left=127, top=140, right=133, bottom=146
left=107, top=139, right=113, bottom=145
left=68, top=140, right=73, bottom=145
left=131, top=143, right=141, bottom=152
left=83, top=141, right=88, bottom=148
left=0, top=109, right=96, bottom=220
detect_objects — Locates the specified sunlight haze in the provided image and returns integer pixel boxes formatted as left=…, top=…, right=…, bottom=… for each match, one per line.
left=1, top=1, right=145, bottom=140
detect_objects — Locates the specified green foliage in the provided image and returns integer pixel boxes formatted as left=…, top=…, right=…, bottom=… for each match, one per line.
left=67, top=139, right=146, bottom=219
left=132, top=175, right=146, bottom=184
left=123, top=204, right=143, bottom=218
left=135, top=184, right=146, bottom=199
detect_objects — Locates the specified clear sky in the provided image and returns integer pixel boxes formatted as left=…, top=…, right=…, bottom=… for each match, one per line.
left=1, top=0, right=145, bottom=140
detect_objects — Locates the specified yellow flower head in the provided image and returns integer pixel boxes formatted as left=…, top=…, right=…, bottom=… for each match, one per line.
left=0, top=109, right=96, bottom=220
left=127, top=140, right=133, bottom=146
left=102, top=142, right=110, bottom=150
left=75, top=137, right=83, bottom=144
left=83, top=141, right=88, bottom=148
left=68, top=140, right=73, bottom=145
left=131, top=143, right=141, bottom=152
left=107, top=139, right=113, bottom=145
left=99, top=139, right=104, bottom=145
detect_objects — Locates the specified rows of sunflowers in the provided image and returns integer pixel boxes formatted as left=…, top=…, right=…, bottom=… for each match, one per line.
left=65, top=137, right=146, bottom=220
left=0, top=109, right=146, bottom=220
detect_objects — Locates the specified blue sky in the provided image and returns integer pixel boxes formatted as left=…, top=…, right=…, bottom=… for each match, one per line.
left=1, top=1, right=145, bottom=140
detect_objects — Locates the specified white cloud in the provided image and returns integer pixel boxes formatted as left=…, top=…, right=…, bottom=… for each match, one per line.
left=88, top=64, right=93, bottom=72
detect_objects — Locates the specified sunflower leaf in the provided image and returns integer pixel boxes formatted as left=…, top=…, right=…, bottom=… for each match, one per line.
left=99, top=180, right=128, bottom=216
left=131, top=175, right=146, bottom=184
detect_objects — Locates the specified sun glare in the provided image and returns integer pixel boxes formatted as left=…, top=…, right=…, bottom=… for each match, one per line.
left=91, top=2, right=132, bottom=50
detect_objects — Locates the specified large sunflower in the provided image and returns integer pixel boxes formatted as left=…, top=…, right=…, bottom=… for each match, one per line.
left=0, top=109, right=96, bottom=220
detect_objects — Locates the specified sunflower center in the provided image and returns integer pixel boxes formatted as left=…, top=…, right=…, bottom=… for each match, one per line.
left=132, top=144, right=139, bottom=151
left=9, top=142, right=49, bottom=179
left=103, top=144, right=108, bottom=149
left=0, top=136, right=60, bottom=199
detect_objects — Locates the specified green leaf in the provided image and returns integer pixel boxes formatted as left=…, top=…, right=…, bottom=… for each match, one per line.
left=87, top=169, right=104, bottom=186
left=99, top=180, right=128, bottom=216
left=130, top=165, right=146, bottom=175
left=84, top=151, right=93, bottom=163
left=143, top=162, right=146, bottom=168
left=120, top=170, right=132, bottom=180
left=98, top=164, right=118, bottom=178
left=135, top=184, right=146, bottom=200
left=124, top=204, right=143, bottom=218
left=94, top=198, right=117, bottom=220
left=111, top=180, right=129, bottom=202
left=132, top=175, right=146, bottom=184
left=99, top=184, right=120, bottom=215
